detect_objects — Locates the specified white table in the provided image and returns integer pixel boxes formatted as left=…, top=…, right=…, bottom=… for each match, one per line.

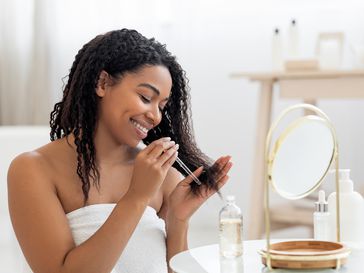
left=170, top=240, right=364, bottom=273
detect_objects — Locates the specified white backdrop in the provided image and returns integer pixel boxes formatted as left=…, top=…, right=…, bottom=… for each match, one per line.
left=1, top=0, right=364, bottom=267
left=47, top=1, right=364, bottom=237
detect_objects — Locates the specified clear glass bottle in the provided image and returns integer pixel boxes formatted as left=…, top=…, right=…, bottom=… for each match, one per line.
left=219, top=195, right=243, bottom=258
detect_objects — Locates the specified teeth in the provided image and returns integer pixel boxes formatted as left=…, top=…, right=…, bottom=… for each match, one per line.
left=132, top=120, right=148, bottom=134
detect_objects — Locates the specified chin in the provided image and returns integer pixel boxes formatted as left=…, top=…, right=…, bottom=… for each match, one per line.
left=128, top=139, right=143, bottom=148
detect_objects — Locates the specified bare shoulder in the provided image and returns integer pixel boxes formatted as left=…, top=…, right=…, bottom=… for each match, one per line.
left=7, top=146, right=59, bottom=224
left=9, top=150, right=48, bottom=177
left=8, top=145, right=56, bottom=190
left=7, top=142, right=76, bottom=272
left=8, top=138, right=72, bottom=185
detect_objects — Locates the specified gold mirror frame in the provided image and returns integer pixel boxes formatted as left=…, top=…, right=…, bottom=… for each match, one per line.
left=268, top=115, right=336, bottom=200
left=262, top=104, right=346, bottom=270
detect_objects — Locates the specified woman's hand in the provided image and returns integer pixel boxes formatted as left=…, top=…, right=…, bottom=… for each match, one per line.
left=166, top=156, right=232, bottom=223
left=128, top=138, right=178, bottom=202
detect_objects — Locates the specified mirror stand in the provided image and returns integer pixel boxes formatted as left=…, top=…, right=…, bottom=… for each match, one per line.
left=259, top=104, right=350, bottom=270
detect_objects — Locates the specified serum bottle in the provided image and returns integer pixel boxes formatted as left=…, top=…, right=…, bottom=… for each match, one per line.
left=313, top=190, right=330, bottom=241
left=219, top=195, right=243, bottom=258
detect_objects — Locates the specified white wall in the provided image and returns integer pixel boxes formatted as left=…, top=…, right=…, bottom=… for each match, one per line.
left=1, top=0, right=364, bottom=265
left=50, top=0, right=364, bottom=221
left=122, top=0, right=364, bottom=245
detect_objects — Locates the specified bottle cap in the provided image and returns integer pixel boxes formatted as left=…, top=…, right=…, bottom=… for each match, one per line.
left=339, top=169, right=354, bottom=192
left=339, top=169, right=350, bottom=180
left=315, top=190, right=328, bottom=212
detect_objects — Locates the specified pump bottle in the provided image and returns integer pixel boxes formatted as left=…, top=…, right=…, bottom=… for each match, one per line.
left=327, top=169, right=364, bottom=246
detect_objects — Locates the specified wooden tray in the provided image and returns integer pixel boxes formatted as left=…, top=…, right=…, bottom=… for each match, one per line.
left=259, top=240, right=350, bottom=269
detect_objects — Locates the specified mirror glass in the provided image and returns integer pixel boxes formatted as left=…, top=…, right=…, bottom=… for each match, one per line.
left=269, top=116, right=335, bottom=199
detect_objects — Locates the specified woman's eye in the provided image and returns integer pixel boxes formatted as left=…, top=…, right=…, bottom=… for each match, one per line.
left=140, top=95, right=151, bottom=103
left=140, top=94, right=164, bottom=113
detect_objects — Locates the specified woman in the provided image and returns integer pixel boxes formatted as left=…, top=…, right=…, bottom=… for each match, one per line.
left=8, top=29, right=232, bottom=273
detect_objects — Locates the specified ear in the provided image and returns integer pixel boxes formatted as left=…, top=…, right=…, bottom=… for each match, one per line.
left=96, top=71, right=109, bottom=97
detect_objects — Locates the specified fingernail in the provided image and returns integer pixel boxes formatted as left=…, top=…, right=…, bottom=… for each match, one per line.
left=175, top=144, right=179, bottom=150
left=163, top=137, right=171, bottom=141
left=163, top=141, right=174, bottom=148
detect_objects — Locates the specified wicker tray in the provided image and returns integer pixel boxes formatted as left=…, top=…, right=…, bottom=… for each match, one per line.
left=259, top=240, right=351, bottom=269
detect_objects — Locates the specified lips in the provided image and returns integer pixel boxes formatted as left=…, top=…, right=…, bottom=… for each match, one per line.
left=131, top=119, right=151, bottom=139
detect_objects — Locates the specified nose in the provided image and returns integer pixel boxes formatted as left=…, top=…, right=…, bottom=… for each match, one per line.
left=146, top=105, right=162, bottom=126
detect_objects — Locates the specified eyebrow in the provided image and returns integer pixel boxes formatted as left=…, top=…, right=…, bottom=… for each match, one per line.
left=138, top=83, right=169, bottom=101
left=138, top=83, right=160, bottom=95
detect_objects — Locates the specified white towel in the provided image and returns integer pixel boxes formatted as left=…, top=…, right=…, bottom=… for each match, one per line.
left=23, top=204, right=168, bottom=273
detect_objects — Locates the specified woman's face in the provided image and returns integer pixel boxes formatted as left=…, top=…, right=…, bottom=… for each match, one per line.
left=96, top=65, right=172, bottom=147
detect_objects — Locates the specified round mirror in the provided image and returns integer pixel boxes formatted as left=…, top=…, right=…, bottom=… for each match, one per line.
left=268, top=115, right=335, bottom=199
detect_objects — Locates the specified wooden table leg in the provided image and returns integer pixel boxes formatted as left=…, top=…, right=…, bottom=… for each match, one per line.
left=247, top=80, right=273, bottom=240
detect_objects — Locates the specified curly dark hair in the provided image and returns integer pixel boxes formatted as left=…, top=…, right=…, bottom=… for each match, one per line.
left=50, top=29, right=219, bottom=203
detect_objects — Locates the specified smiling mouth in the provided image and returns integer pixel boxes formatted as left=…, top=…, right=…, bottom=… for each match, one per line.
left=131, top=119, right=150, bottom=135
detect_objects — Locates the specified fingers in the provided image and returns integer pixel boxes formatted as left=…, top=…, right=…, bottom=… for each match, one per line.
left=162, top=149, right=178, bottom=169
left=216, top=161, right=233, bottom=182
left=179, top=156, right=232, bottom=188
left=214, top=156, right=232, bottom=190
left=142, top=137, right=171, bottom=155
left=149, top=141, right=176, bottom=159
left=216, top=174, right=229, bottom=191
left=160, top=144, right=179, bottom=167
left=180, top=166, right=204, bottom=185
left=141, top=137, right=179, bottom=168
left=205, top=163, right=231, bottom=198
left=214, top=155, right=231, bottom=169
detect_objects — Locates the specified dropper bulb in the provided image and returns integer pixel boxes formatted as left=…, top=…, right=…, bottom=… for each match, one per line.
left=318, top=190, right=326, bottom=203
left=315, top=190, right=328, bottom=212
